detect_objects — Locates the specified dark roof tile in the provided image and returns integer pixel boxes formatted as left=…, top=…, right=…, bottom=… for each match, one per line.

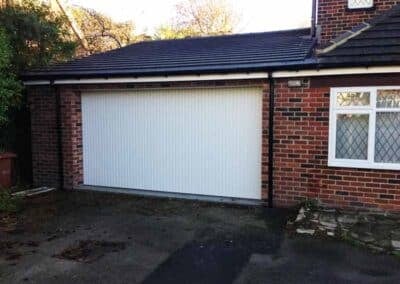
left=319, top=4, right=400, bottom=67
left=24, top=28, right=315, bottom=79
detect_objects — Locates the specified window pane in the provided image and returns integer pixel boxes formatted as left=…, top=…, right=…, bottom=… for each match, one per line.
left=375, top=112, right=400, bottom=163
left=336, top=92, right=370, bottom=107
left=348, top=0, right=374, bottom=9
left=336, top=114, right=369, bottom=160
left=377, top=89, right=400, bottom=108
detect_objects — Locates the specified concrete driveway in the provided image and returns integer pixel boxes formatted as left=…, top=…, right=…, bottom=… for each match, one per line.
left=1, top=191, right=399, bottom=284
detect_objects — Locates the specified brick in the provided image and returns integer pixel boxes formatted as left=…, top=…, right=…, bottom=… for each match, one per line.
left=318, top=0, right=400, bottom=45
left=270, top=77, right=400, bottom=213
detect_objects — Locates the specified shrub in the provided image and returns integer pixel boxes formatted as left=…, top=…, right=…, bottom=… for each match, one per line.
left=0, top=28, right=21, bottom=127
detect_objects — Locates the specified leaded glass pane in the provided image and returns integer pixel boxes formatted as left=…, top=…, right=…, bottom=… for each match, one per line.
left=348, top=0, right=374, bottom=9
left=336, top=92, right=370, bottom=107
left=375, top=112, right=400, bottom=163
left=336, top=114, right=369, bottom=160
left=377, top=89, right=400, bottom=108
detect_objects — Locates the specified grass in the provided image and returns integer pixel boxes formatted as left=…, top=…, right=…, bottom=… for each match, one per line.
left=0, top=190, right=22, bottom=213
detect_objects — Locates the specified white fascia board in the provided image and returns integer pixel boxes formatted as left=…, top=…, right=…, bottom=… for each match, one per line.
left=51, top=73, right=269, bottom=85
left=273, top=66, right=400, bottom=78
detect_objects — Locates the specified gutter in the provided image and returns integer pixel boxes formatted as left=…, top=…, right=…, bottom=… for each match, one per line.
left=310, top=0, right=317, bottom=38
left=22, top=65, right=400, bottom=86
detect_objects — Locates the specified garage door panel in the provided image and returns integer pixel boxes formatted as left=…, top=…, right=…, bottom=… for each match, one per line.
left=82, top=87, right=262, bottom=199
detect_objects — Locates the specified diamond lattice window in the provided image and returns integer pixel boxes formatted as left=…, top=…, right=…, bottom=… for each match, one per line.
left=336, top=114, right=369, bottom=160
left=348, top=0, right=374, bottom=9
left=329, top=87, right=400, bottom=170
left=375, top=113, right=400, bottom=163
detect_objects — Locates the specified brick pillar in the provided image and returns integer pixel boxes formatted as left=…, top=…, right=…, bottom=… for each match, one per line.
left=261, top=83, right=270, bottom=200
left=28, top=87, right=83, bottom=189
left=28, top=86, right=60, bottom=188
left=60, top=89, right=83, bottom=189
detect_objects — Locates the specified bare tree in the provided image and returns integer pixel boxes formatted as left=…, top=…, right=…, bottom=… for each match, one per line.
left=155, top=0, right=240, bottom=40
left=71, top=6, right=136, bottom=54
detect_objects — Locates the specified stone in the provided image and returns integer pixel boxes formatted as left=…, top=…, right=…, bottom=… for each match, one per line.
left=295, top=210, right=306, bottom=223
left=290, top=203, right=400, bottom=254
left=286, top=220, right=294, bottom=226
left=391, top=240, right=400, bottom=250
left=320, top=220, right=337, bottom=229
left=337, top=215, right=358, bottom=225
left=391, top=228, right=400, bottom=239
left=296, top=228, right=315, bottom=235
left=310, top=212, right=320, bottom=223
left=357, top=234, right=375, bottom=244
left=376, top=239, right=391, bottom=249
left=350, top=232, right=359, bottom=239
left=367, top=244, right=385, bottom=253
left=321, top=208, right=337, bottom=214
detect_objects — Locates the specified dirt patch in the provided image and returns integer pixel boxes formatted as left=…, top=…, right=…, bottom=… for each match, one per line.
left=0, top=240, right=40, bottom=263
left=55, top=240, right=126, bottom=263
left=0, top=213, right=20, bottom=233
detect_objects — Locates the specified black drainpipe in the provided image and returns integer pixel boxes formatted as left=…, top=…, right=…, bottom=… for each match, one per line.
left=53, top=81, right=64, bottom=190
left=268, top=72, right=275, bottom=208
left=311, top=0, right=317, bottom=38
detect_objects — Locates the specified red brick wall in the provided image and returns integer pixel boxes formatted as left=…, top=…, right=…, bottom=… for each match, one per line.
left=261, top=84, right=270, bottom=200
left=318, top=0, right=400, bottom=45
left=28, top=78, right=400, bottom=212
left=60, top=89, right=83, bottom=189
left=28, top=87, right=83, bottom=189
left=28, top=87, right=60, bottom=188
left=272, top=77, right=400, bottom=212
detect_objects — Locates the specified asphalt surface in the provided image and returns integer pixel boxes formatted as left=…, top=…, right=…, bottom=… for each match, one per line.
left=0, top=191, right=399, bottom=284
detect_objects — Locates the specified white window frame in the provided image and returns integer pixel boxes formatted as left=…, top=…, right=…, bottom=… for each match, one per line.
left=348, top=0, right=374, bottom=9
left=329, top=86, right=400, bottom=170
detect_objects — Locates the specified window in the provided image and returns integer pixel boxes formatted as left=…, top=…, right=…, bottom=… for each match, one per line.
left=329, top=87, right=400, bottom=170
left=348, top=0, right=374, bottom=9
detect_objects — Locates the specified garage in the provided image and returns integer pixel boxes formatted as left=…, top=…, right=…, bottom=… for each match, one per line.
left=81, top=87, right=262, bottom=200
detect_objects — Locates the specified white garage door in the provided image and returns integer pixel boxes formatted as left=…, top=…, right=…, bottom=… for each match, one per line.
left=82, top=87, right=262, bottom=200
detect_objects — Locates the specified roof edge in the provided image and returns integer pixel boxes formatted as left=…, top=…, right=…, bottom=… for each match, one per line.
left=316, top=22, right=370, bottom=54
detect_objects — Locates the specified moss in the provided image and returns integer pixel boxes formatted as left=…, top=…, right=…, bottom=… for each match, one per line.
left=301, top=199, right=320, bottom=211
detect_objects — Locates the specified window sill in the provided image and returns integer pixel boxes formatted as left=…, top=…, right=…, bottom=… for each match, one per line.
left=328, top=160, right=400, bottom=171
left=345, top=6, right=375, bottom=12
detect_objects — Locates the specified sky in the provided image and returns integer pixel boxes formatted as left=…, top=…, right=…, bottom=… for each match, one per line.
left=68, top=0, right=312, bottom=35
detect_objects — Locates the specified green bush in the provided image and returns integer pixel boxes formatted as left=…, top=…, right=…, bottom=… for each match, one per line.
left=0, top=28, right=21, bottom=127
left=0, top=0, right=77, bottom=148
left=0, top=0, right=77, bottom=73
left=0, top=190, right=22, bottom=213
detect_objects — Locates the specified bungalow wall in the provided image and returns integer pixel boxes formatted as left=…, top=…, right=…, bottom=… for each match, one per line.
left=27, top=74, right=400, bottom=212
left=273, top=75, right=400, bottom=212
